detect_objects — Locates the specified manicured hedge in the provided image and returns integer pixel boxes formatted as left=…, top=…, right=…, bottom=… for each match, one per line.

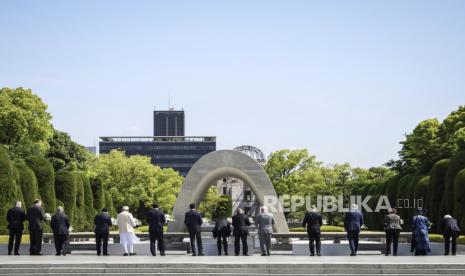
left=0, top=147, right=24, bottom=234
left=441, top=151, right=465, bottom=216
left=80, top=173, right=96, bottom=230
left=73, top=174, right=87, bottom=231
left=453, top=168, right=465, bottom=231
left=91, top=178, right=105, bottom=212
left=26, top=156, right=56, bottom=213
left=16, top=163, right=40, bottom=209
left=104, top=190, right=116, bottom=217
left=55, top=171, right=77, bottom=223
left=429, top=159, right=450, bottom=231
left=12, top=165, right=24, bottom=205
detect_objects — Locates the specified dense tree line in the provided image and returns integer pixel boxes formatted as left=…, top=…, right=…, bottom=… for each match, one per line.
left=0, top=87, right=184, bottom=234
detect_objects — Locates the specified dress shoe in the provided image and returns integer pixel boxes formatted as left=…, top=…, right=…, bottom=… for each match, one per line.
left=55, top=253, right=61, bottom=256
left=317, top=253, right=321, bottom=256
left=260, top=253, right=267, bottom=256
left=243, top=253, right=248, bottom=256
left=103, top=253, right=109, bottom=256
left=97, top=253, right=101, bottom=256
left=198, top=253, right=205, bottom=256
left=14, top=253, right=20, bottom=256
left=310, top=253, right=315, bottom=256
left=160, top=253, right=165, bottom=256
left=129, top=253, right=137, bottom=256
left=123, top=253, right=129, bottom=256
left=234, top=254, right=239, bottom=256
left=192, top=253, right=197, bottom=256
left=225, top=253, right=229, bottom=256
left=7, top=252, right=11, bottom=256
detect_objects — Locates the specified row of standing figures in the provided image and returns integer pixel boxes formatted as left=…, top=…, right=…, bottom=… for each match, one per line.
left=5, top=200, right=462, bottom=257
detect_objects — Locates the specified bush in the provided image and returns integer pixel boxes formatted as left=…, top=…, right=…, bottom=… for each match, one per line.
left=441, top=151, right=465, bottom=218
left=12, top=165, right=24, bottom=205
left=453, top=168, right=465, bottom=231
left=55, top=171, right=77, bottom=223
left=91, top=178, right=105, bottom=212
left=26, top=156, right=56, bottom=213
left=0, top=147, right=24, bottom=234
left=415, top=176, right=430, bottom=211
left=80, top=173, right=96, bottom=230
left=73, top=173, right=87, bottom=231
left=429, top=159, right=450, bottom=231
left=16, top=163, right=40, bottom=209
left=104, top=190, right=117, bottom=217
left=212, top=195, right=233, bottom=220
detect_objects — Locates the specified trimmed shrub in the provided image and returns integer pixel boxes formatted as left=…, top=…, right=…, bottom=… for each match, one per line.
left=91, top=178, right=105, bottom=212
left=415, top=176, right=430, bottom=212
left=429, top=159, right=450, bottom=231
left=453, top=168, right=465, bottom=231
left=384, top=175, right=401, bottom=208
left=12, top=165, right=24, bottom=205
left=0, top=147, right=24, bottom=234
left=441, top=151, right=465, bottom=217
left=73, top=173, right=86, bottom=231
left=80, top=173, right=96, bottom=230
left=55, top=171, right=77, bottom=224
left=16, top=163, right=40, bottom=209
left=212, top=195, right=233, bottom=220
left=104, top=190, right=116, bottom=217
left=26, top=156, right=56, bottom=213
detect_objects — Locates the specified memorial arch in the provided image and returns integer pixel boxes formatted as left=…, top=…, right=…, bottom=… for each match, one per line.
left=168, top=150, right=289, bottom=233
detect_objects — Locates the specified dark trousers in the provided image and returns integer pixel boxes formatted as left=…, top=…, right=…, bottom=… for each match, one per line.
left=8, top=229, right=23, bottom=254
left=307, top=232, right=321, bottom=255
left=95, top=232, right=109, bottom=255
left=385, top=229, right=400, bottom=255
left=259, top=233, right=272, bottom=255
left=347, top=230, right=360, bottom=254
left=216, top=235, right=228, bottom=255
left=444, top=232, right=459, bottom=255
left=234, top=234, right=248, bottom=255
left=149, top=230, right=165, bottom=256
left=53, top=234, right=67, bottom=255
left=29, top=228, right=43, bottom=254
left=189, top=231, right=203, bottom=255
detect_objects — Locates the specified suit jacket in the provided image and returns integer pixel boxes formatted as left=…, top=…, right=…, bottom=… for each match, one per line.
left=26, top=205, right=45, bottom=230
left=344, top=211, right=364, bottom=232
left=232, top=213, right=251, bottom=236
left=302, top=212, right=322, bottom=233
left=94, top=212, right=112, bottom=234
left=213, top=218, right=231, bottom=237
left=50, top=212, right=70, bottom=236
left=255, top=212, right=275, bottom=234
left=441, top=217, right=460, bottom=236
left=6, top=207, right=26, bottom=230
left=384, top=213, right=402, bottom=230
left=184, top=209, right=203, bottom=233
left=146, top=208, right=166, bottom=233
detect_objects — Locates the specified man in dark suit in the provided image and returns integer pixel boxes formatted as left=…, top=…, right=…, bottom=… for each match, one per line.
left=344, top=204, right=364, bottom=256
left=147, top=203, right=166, bottom=256
left=94, top=208, right=112, bottom=256
left=184, top=203, right=204, bottom=256
left=231, top=208, right=251, bottom=256
left=6, top=201, right=26, bottom=255
left=302, top=206, right=323, bottom=256
left=441, top=214, right=461, bottom=256
left=26, top=199, right=46, bottom=255
left=50, top=206, right=70, bottom=256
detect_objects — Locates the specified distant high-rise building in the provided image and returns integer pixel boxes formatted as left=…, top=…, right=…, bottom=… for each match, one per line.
left=99, top=108, right=215, bottom=176
left=153, top=109, right=185, bottom=136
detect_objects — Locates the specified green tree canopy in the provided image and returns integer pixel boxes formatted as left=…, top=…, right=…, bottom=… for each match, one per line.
left=46, top=129, right=92, bottom=171
left=0, top=87, right=53, bottom=159
left=88, top=150, right=183, bottom=215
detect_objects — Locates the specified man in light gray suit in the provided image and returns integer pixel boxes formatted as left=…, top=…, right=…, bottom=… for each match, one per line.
left=255, top=206, right=275, bottom=256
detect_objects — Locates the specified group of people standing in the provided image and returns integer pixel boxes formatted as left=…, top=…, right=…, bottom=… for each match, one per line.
left=184, top=204, right=275, bottom=256
left=301, top=204, right=461, bottom=257
left=5, top=200, right=462, bottom=257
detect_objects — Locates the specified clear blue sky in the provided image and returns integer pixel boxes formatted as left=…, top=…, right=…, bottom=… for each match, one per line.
left=1, top=1, right=464, bottom=168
